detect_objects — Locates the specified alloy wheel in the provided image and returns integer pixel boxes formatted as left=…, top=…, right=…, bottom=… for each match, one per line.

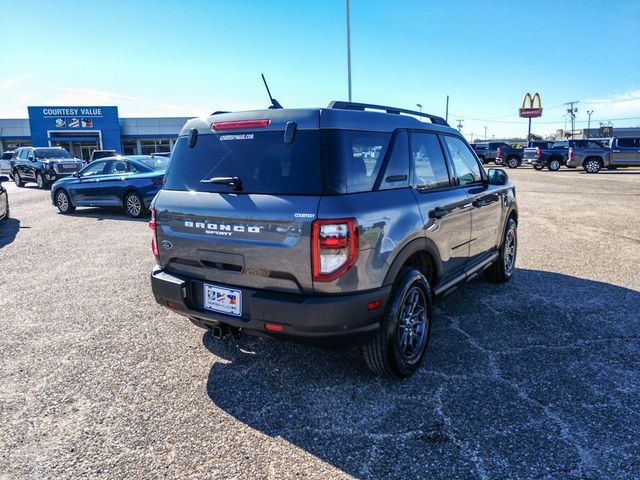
left=503, top=228, right=517, bottom=275
left=585, top=160, right=600, bottom=173
left=396, top=286, right=428, bottom=364
left=126, top=194, right=142, bottom=217
left=57, top=192, right=69, bottom=212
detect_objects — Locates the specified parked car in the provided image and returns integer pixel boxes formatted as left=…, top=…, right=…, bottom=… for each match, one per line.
left=567, top=137, right=640, bottom=173
left=473, top=142, right=522, bottom=167
left=524, top=139, right=607, bottom=171
left=50, top=155, right=167, bottom=218
left=149, top=101, right=519, bottom=378
left=0, top=175, right=9, bottom=221
left=11, top=147, right=85, bottom=188
left=0, top=151, right=14, bottom=175
left=90, top=150, right=117, bottom=162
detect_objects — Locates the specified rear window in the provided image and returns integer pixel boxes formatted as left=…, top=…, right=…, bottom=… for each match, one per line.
left=164, top=129, right=393, bottom=195
left=165, top=131, right=323, bottom=195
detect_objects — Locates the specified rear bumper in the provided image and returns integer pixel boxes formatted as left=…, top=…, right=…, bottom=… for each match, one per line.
left=151, top=266, right=391, bottom=340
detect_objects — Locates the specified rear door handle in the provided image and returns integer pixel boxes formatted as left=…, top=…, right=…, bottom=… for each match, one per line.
left=429, top=207, right=450, bottom=219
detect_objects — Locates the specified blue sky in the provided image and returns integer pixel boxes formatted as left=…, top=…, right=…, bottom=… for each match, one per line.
left=1, top=0, right=639, bottom=139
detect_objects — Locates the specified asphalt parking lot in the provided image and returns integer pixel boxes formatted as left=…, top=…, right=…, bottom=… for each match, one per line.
left=1, top=167, right=639, bottom=479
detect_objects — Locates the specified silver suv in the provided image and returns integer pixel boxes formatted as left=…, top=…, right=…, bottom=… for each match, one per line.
left=150, top=102, right=519, bottom=377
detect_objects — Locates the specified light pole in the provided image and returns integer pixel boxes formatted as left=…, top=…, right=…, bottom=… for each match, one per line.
left=346, top=0, right=352, bottom=102
left=587, top=110, right=594, bottom=138
left=484, top=126, right=488, bottom=141
left=416, top=103, right=423, bottom=112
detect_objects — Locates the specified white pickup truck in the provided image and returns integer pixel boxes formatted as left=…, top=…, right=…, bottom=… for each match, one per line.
left=566, top=137, right=640, bottom=173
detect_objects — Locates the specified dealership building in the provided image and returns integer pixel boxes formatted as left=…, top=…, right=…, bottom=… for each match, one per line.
left=0, top=106, right=191, bottom=161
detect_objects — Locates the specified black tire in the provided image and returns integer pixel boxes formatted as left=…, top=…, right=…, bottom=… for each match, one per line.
left=547, top=159, right=561, bottom=171
left=506, top=156, right=520, bottom=169
left=583, top=158, right=602, bottom=174
left=362, top=268, right=432, bottom=378
left=486, top=217, right=517, bottom=283
left=55, top=189, right=75, bottom=214
left=36, top=172, right=48, bottom=189
left=14, top=171, right=24, bottom=187
left=533, top=165, right=544, bottom=171
left=123, top=191, right=146, bottom=218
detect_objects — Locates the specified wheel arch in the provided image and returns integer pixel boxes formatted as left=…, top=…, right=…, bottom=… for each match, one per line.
left=382, top=237, right=442, bottom=288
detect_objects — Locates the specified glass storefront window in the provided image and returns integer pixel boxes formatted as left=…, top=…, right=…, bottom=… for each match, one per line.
left=140, top=138, right=171, bottom=155
left=122, top=139, right=137, bottom=155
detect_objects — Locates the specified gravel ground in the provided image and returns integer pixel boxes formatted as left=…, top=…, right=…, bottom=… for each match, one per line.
left=1, top=167, right=639, bottom=479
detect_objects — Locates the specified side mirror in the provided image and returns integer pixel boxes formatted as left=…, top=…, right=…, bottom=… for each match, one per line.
left=487, top=168, right=508, bottom=186
left=73, top=172, right=80, bottom=178
left=28, top=155, right=35, bottom=162
left=0, top=176, right=8, bottom=183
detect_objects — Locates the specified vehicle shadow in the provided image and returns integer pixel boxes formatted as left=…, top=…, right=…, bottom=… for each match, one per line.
left=0, top=217, right=20, bottom=249
left=61, top=207, right=149, bottom=222
left=202, top=268, right=640, bottom=478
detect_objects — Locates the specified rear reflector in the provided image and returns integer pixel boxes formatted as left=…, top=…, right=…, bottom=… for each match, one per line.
left=264, top=322, right=284, bottom=332
left=167, top=301, right=180, bottom=309
left=211, top=119, right=270, bottom=131
left=152, top=177, right=164, bottom=186
left=367, top=299, right=382, bottom=311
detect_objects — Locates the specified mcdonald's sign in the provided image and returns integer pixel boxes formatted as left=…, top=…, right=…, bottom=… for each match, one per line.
left=519, top=92, right=543, bottom=118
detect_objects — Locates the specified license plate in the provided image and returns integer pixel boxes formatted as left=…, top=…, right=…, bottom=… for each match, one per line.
left=203, top=283, right=242, bottom=316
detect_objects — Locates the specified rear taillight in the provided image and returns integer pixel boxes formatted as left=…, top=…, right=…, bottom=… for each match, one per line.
left=536, top=147, right=541, bottom=158
left=311, top=219, right=359, bottom=282
left=149, top=208, right=159, bottom=258
left=152, top=177, right=164, bottom=186
left=496, top=147, right=502, bottom=158
left=211, top=119, right=270, bottom=131
left=568, top=147, right=574, bottom=160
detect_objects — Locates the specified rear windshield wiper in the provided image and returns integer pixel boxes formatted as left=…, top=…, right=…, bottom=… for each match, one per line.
left=200, top=176, right=243, bottom=191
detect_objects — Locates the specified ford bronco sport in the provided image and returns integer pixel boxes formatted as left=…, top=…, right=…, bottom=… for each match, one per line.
left=150, top=101, right=518, bottom=378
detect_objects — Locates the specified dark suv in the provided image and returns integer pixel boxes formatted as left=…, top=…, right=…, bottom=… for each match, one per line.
left=12, top=147, right=85, bottom=189
left=150, top=102, right=518, bottom=378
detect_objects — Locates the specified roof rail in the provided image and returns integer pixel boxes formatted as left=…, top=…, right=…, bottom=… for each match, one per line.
left=327, top=101, right=449, bottom=126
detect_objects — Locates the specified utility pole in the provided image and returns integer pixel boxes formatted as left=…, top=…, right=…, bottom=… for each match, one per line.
left=565, top=100, right=579, bottom=138
left=445, top=95, right=449, bottom=123
left=346, top=0, right=352, bottom=102
left=416, top=103, right=423, bottom=113
left=456, top=119, right=463, bottom=131
left=484, top=125, right=488, bottom=141
left=586, top=110, right=594, bottom=138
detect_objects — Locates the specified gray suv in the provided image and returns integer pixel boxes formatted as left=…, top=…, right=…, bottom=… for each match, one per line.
left=150, top=102, right=518, bottom=377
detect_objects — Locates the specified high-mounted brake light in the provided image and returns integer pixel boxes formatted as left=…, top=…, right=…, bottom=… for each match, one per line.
left=211, top=119, right=270, bottom=131
left=536, top=147, right=542, bottom=158
left=149, top=208, right=159, bottom=257
left=312, top=219, right=359, bottom=282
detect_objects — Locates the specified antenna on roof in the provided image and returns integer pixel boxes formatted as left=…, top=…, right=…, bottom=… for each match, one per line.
left=261, top=73, right=283, bottom=109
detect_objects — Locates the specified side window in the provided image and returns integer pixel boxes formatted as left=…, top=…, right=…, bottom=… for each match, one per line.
left=350, top=134, right=388, bottom=192
left=617, top=138, right=637, bottom=148
left=81, top=161, right=107, bottom=176
left=410, top=133, right=451, bottom=190
left=443, top=136, right=482, bottom=186
left=19, top=149, right=28, bottom=160
left=379, top=130, right=409, bottom=190
left=107, top=160, right=130, bottom=174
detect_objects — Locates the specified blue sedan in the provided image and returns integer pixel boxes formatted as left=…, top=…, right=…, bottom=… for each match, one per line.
left=51, top=155, right=168, bottom=218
